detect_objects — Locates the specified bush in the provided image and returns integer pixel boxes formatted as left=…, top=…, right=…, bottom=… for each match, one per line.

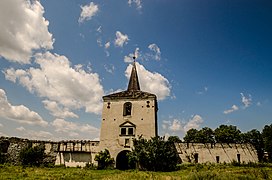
left=128, top=136, right=180, bottom=172
left=84, top=162, right=96, bottom=170
left=19, top=144, right=45, bottom=167
left=94, top=149, right=114, bottom=169
left=0, top=153, right=7, bottom=164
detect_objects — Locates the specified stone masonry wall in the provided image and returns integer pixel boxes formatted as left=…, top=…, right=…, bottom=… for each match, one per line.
left=0, top=137, right=259, bottom=166
left=0, top=137, right=99, bottom=166
left=175, top=143, right=258, bottom=164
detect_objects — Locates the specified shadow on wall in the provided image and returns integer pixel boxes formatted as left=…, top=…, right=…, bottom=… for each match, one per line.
left=63, top=152, right=92, bottom=163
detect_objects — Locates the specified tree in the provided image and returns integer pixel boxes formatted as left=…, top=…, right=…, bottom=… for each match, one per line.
left=168, top=136, right=182, bottom=143
left=214, top=125, right=241, bottom=143
left=94, top=149, right=114, bottom=169
left=128, top=136, right=180, bottom=171
left=0, top=140, right=9, bottom=164
left=241, top=129, right=264, bottom=162
left=198, top=127, right=215, bottom=143
left=262, top=124, right=272, bottom=162
left=19, top=144, right=45, bottom=167
left=184, top=127, right=215, bottom=143
left=183, top=129, right=199, bottom=143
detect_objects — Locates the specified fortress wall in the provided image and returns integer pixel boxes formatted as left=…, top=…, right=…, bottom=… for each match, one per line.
left=175, top=143, right=258, bottom=164
left=0, top=137, right=259, bottom=167
left=0, top=137, right=99, bottom=167
left=55, top=141, right=99, bottom=167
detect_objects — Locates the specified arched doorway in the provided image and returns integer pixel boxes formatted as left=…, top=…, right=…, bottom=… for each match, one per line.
left=116, top=150, right=131, bottom=170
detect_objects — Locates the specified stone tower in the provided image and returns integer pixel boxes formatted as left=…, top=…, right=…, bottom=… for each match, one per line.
left=99, top=61, right=158, bottom=169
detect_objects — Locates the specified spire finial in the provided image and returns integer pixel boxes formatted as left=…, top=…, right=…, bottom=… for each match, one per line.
left=133, top=48, right=138, bottom=62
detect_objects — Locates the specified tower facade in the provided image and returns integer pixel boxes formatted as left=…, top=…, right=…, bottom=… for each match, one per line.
left=99, top=62, right=158, bottom=168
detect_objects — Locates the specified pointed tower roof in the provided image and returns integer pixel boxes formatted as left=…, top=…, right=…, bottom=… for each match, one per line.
left=103, top=57, right=156, bottom=100
left=127, top=61, right=140, bottom=91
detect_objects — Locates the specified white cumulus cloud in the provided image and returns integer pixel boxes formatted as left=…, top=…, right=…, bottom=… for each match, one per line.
left=114, top=31, right=129, bottom=47
left=0, top=0, right=54, bottom=64
left=169, top=119, right=182, bottom=131
left=125, top=62, right=171, bottom=100
left=0, top=89, right=48, bottom=126
left=16, top=126, right=54, bottom=140
left=128, top=0, right=142, bottom=9
left=4, top=51, right=104, bottom=115
left=78, top=2, right=99, bottom=23
left=148, top=43, right=161, bottom=61
left=162, top=114, right=204, bottom=134
left=223, top=105, right=239, bottom=114
left=241, top=93, right=252, bottom=108
left=51, top=119, right=100, bottom=138
left=184, top=115, right=204, bottom=132
left=42, top=100, right=79, bottom=119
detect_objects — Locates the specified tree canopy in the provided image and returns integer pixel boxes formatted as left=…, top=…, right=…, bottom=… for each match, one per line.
left=128, top=136, right=180, bottom=171
left=241, top=129, right=264, bottom=162
left=168, top=136, right=182, bottom=143
left=214, top=125, right=241, bottom=143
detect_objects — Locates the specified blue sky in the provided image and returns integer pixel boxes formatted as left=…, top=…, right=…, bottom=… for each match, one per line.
left=0, top=0, right=271, bottom=140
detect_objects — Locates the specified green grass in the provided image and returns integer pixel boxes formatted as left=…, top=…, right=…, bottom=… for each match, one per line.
left=0, top=164, right=271, bottom=180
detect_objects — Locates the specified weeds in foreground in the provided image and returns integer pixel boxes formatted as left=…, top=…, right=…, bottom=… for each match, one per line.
left=0, top=164, right=271, bottom=179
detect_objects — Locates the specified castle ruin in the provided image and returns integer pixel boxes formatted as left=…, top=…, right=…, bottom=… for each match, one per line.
left=0, top=61, right=258, bottom=167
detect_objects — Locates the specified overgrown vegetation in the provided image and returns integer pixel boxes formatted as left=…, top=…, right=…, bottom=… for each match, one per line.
left=0, top=139, right=9, bottom=164
left=0, top=163, right=271, bottom=179
left=128, top=136, right=180, bottom=171
left=94, top=149, right=114, bottom=169
left=19, top=143, right=46, bottom=167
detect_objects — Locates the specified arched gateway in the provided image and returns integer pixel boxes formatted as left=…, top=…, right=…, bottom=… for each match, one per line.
left=116, top=150, right=131, bottom=170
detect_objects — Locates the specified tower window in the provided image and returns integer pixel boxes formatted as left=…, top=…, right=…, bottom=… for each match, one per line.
left=119, top=121, right=136, bottom=136
left=120, top=127, right=135, bottom=136
left=123, top=102, right=132, bottom=116
left=128, top=128, right=134, bottom=135
left=125, top=139, right=130, bottom=147
left=146, top=101, right=150, bottom=108
left=121, top=128, right=126, bottom=135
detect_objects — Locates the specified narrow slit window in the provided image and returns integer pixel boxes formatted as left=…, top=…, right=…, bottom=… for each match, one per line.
left=237, top=154, right=241, bottom=163
left=194, top=153, right=198, bottom=163
left=216, top=156, right=220, bottom=163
